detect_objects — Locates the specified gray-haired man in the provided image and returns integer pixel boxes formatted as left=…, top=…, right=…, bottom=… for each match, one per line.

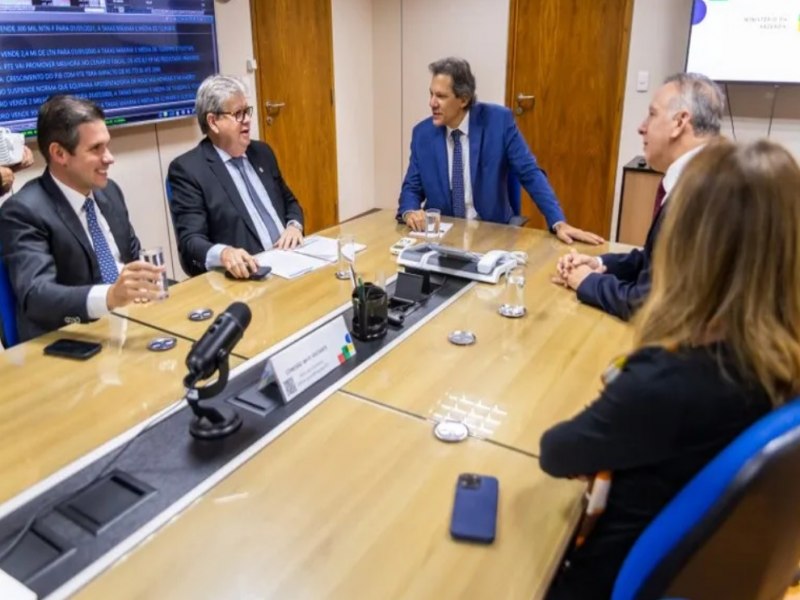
left=554, top=73, right=725, bottom=320
left=168, top=75, right=304, bottom=278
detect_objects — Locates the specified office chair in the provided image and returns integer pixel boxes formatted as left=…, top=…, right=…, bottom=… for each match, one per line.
left=612, top=396, right=800, bottom=600
left=506, top=171, right=529, bottom=227
left=162, top=179, right=184, bottom=284
left=0, top=242, right=19, bottom=348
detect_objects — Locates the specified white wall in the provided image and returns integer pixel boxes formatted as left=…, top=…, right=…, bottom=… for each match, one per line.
left=373, top=0, right=800, bottom=239
left=400, top=0, right=510, bottom=177
left=372, top=0, right=403, bottom=210
left=371, top=0, right=510, bottom=210
left=610, top=0, right=693, bottom=237
left=611, top=0, right=800, bottom=238
left=332, top=0, right=376, bottom=220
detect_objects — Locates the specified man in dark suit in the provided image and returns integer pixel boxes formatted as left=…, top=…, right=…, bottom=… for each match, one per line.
left=0, top=95, right=164, bottom=342
left=168, top=75, right=304, bottom=278
left=398, top=57, right=602, bottom=245
left=553, top=73, right=724, bottom=320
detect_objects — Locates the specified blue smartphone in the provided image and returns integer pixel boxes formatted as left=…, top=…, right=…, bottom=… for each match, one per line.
left=449, top=473, right=499, bottom=544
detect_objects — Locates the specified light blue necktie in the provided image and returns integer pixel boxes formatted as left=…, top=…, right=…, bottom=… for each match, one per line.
left=451, top=129, right=466, bottom=218
left=83, top=197, right=118, bottom=284
left=230, top=157, right=281, bottom=245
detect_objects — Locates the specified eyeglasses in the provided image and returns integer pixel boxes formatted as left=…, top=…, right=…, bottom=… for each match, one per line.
left=216, top=105, right=253, bottom=123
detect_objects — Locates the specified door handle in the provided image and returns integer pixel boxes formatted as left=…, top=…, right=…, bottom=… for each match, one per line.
left=265, top=101, right=285, bottom=116
left=515, top=93, right=535, bottom=115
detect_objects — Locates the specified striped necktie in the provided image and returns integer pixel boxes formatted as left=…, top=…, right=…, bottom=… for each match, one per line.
left=230, top=156, right=281, bottom=245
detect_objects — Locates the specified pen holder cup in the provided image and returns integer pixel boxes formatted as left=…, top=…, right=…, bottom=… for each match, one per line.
left=351, top=283, right=389, bottom=341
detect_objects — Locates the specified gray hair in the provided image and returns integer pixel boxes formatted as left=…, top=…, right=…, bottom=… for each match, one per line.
left=664, top=72, right=725, bottom=136
left=195, top=75, right=247, bottom=135
left=429, top=57, right=477, bottom=108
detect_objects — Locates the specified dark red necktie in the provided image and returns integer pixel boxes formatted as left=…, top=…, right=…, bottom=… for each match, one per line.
left=652, top=179, right=667, bottom=221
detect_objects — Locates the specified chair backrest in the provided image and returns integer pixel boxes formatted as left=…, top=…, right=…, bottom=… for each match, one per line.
left=0, top=241, right=19, bottom=347
left=612, top=397, right=800, bottom=600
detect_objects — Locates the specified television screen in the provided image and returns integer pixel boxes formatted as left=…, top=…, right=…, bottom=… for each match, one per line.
left=0, top=0, right=219, bottom=136
left=686, top=0, right=800, bottom=84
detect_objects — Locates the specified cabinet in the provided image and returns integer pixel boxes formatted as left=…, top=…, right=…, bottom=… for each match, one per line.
left=616, top=156, right=662, bottom=246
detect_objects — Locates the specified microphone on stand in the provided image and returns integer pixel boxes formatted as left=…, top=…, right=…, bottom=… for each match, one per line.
left=183, top=302, right=251, bottom=440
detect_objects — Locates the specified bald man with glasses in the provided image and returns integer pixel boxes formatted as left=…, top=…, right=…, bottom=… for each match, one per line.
left=168, top=75, right=304, bottom=278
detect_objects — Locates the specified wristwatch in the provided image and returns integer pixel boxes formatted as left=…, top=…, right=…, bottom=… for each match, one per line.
left=287, top=220, right=303, bottom=233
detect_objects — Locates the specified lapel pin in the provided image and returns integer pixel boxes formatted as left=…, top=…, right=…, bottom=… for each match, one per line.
left=258, top=166, right=264, bottom=173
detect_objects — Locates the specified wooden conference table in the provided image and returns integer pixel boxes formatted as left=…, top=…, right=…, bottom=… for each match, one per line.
left=2, top=210, right=633, bottom=599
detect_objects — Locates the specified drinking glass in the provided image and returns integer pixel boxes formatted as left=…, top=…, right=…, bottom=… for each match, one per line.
left=139, top=246, right=169, bottom=300
left=335, top=234, right=356, bottom=280
left=498, top=265, right=526, bottom=318
left=425, top=209, right=441, bottom=242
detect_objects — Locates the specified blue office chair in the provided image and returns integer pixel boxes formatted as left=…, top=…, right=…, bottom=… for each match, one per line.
left=506, top=171, right=529, bottom=227
left=612, top=397, right=800, bottom=600
left=0, top=242, right=19, bottom=348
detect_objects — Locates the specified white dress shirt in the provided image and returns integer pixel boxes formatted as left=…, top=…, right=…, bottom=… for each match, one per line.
left=596, top=143, right=708, bottom=269
left=206, top=145, right=288, bottom=269
left=446, top=111, right=478, bottom=220
left=660, top=144, right=706, bottom=208
left=52, top=175, right=123, bottom=319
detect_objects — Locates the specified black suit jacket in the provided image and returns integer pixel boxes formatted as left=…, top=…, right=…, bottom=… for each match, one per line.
left=167, top=138, right=304, bottom=276
left=576, top=206, right=666, bottom=321
left=0, top=170, right=141, bottom=342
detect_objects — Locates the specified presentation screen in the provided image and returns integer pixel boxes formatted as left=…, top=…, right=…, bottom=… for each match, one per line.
left=686, top=0, right=800, bottom=84
left=0, top=0, right=219, bottom=136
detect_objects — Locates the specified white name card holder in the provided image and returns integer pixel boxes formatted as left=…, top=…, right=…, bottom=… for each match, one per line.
left=237, top=316, right=357, bottom=412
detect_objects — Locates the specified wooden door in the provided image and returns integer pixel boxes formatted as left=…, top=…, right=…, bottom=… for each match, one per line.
left=506, top=0, right=633, bottom=236
left=250, top=0, right=339, bottom=233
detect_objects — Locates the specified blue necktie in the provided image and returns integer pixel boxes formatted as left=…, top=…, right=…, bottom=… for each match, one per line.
left=451, top=129, right=466, bottom=218
left=230, top=157, right=281, bottom=246
left=83, top=197, right=118, bottom=284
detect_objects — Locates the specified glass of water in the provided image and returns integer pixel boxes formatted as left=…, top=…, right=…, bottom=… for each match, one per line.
left=425, top=208, right=441, bottom=242
left=335, top=233, right=356, bottom=280
left=498, top=265, right=526, bottom=318
left=139, top=246, right=169, bottom=300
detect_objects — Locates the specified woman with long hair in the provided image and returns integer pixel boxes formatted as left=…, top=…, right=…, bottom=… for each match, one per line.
left=542, top=139, right=800, bottom=599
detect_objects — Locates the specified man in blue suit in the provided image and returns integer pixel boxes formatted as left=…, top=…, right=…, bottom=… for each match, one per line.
left=553, top=73, right=724, bottom=320
left=397, top=57, right=602, bottom=245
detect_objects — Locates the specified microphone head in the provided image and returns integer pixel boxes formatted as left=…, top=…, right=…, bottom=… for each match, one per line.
left=226, top=301, right=252, bottom=330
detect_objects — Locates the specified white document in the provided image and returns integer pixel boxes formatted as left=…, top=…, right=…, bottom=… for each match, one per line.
left=295, top=235, right=366, bottom=263
left=0, top=569, right=36, bottom=600
left=255, top=249, right=328, bottom=279
left=409, top=222, right=453, bottom=239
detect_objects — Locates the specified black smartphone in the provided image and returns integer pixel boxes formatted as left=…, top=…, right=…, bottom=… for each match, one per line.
left=43, top=338, right=102, bottom=360
left=449, top=473, right=499, bottom=544
left=225, top=265, right=272, bottom=281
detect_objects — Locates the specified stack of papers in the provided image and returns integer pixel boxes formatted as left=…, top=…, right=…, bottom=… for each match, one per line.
left=255, top=249, right=328, bottom=279
left=254, top=236, right=368, bottom=279
left=294, top=235, right=366, bottom=262
left=409, top=222, right=453, bottom=238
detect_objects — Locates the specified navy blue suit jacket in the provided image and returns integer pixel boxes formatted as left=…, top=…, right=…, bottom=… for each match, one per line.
left=397, top=102, right=566, bottom=228
left=576, top=206, right=666, bottom=321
